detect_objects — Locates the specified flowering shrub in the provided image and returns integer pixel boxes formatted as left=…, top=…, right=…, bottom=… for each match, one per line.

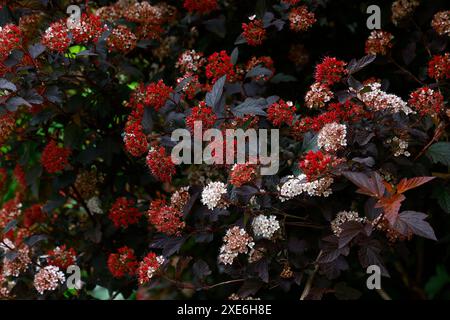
left=0, top=0, right=450, bottom=301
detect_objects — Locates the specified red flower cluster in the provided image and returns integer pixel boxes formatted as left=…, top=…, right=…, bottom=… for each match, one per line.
left=123, top=2, right=165, bottom=24
left=408, top=86, right=444, bottom=116
left=124, top=120, right=148, bottom=157
left=107, top=246, right=138, bottom=278
left=0, top=197, right=22, bottom=230
left=18, top=13, right=42, bottom=40
left=0, top=112, right=16, bottom=145
left=136, top=23, right=164, bottom=41
left=144, top=80, right=173, bottom=111
left=47, top=245, right=77, bottom=270
left=299, top=150, right=337, bottom=181
left=41, top=141, right=71, bottom=174
left=183, top=0, right=218, bottom=14
left=146, top=146, right=176, bottom=183
left=186, top=101, right=217, bottom=133
left=267, top=100, right=296, bottom=127
left=127, top=84, right=147, bottom=107
left=288, top=6, right=316, bottom=32
left=106, top=25, right=138, bottom=53
left=205, top=50, right=236, bottom=83
left=242, top=19, right=266, bottom=46
left=428, top=53, right=450, bottom=80
left=314, top=57, right=347, bottom=86
left=71, top=14, right=106, bottom=44
left=365, top=30, right=394, bottom=56
left=148, top=199, right=185, bottom=236
left=23, top=204, right=45, bottom=228
left=0, top=24, right=21, bottom=60
left=176, top=73, right=204, bottom=99
left=108, top=197, right=142, bottom=228
left=137, top=252, right=164, bottom=285
left=229, top=163, right=257, bottom=187
left=292, top=101, right=367, bottom=136
left=42, top=21, right=71, bottom=53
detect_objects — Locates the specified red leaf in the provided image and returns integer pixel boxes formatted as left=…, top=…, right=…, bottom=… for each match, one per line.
left=396, top=176, right=435, bottom=194
left=343, top=171, right=385, bottom=199
left=375, top=194, right=406, bottom=226
left=383, top=181, right=394, bottom=194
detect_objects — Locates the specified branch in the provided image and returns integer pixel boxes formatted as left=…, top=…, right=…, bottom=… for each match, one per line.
left=300, top=250, right=322, bottom=300
left=376, top=288, right=392, bottom=300
left=70, top=185, right=97, bottom=225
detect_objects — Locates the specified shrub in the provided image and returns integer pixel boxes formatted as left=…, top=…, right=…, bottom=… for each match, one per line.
left=0, top=0, right=449, bottom=300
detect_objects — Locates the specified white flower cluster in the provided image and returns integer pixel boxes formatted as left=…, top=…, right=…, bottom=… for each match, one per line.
left=391, top=0, right=420, bottom=25
left=358, top=82, right=414, bottom=114
left=330, top=211, right=367, bottom=236
left=87, top=196, right=103, bottom=214
left=176, top=50, right=204, bottom=73
left=251, top=215, right=280, bottom=239
left=201, top=181, right=228, bottom=210
left=33, top=266, right=66, bottom=295
left=387, top=136, right=410, bottom=157
left=278, top=174, right=333, bottom=201
left=432, top=11, right=450, bottom=36
left=170, top=186, right=190, bottom=210
left=218, top=226, right=254, bottom=265
left=305, top=82, right=333, bottom=109
left=0, top=273, right=12, bottom=298
left=147, top=256, right=165, bottom=281
left=317, top=122, right=347, bottom=152
left=228, top=293, right=261, bottom=300
left=1, top=239, right=31, bottom=277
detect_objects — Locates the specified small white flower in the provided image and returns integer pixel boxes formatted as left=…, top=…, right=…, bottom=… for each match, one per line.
left=87, top=196, right=103, bottom=214
left=252, top=215, right=280, bottom=239
left=33, top=266, right=66, bottom=295
left=358, top=82, right=414, bottom=115
left=331, top=211, right=367, bottom=236
left=201, top=181, right=228, bottom=210
left=317, top=122, right=347, bottom=152
left=278, top=174, right=333, bottom=201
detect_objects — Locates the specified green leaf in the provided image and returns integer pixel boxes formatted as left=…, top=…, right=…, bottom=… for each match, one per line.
left=89, top=285, right=110, bottom=300
left=432, top=186, right=450, bottom=214
left=65, top=45, right=87, bottom=59
left=426, top=142, right=450, bottom=166
left=425, top=265, right=450, bottom=299
left=127, top=82, right=139, bottom=90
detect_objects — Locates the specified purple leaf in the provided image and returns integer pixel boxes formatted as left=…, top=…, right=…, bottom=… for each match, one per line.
left=395, top=211, right=437, bottom=241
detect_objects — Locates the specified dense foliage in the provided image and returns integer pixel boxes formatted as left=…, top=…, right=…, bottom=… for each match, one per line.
left=0, top=0, right=450, bottom=300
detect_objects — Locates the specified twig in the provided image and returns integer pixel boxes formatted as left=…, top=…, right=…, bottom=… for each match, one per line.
left=161, top=275, right=244, bottom=291
left=413, top=122, right=447, bottom=161
left=376, top=288, right=392, bottom=300
left=200, top=278, right=245, bottom=290
left=388, top=57, right=424, bottom=86
left=300, top=250, right=322, bottom=300
left=71, top=185, right=97, bottom=225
